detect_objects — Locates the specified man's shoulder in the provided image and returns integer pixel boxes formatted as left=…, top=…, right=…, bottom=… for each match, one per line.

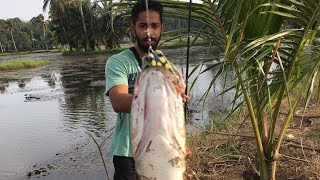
left=105, top=48, right=139, bottom=73
left=108, top=49, right=134, bottom=62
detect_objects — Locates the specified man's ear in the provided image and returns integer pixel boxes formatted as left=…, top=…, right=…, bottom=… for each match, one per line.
left=130, top=22, right=135, bottom=35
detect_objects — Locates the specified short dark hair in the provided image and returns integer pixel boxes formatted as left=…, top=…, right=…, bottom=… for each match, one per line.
left=131, top=0, right=163, bottom=24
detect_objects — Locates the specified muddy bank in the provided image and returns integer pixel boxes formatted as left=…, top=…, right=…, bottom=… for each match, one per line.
left=11, top=136, right=114, bottom=180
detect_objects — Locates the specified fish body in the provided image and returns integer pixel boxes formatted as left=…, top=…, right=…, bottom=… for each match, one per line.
left=130, top=50, right=186, bottom=180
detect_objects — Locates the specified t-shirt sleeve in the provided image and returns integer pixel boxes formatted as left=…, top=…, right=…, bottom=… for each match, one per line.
left=105, top=56, right=128, bottom=95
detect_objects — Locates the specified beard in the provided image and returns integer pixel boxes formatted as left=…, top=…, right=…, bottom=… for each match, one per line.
left=136, top=35, right=161, bottom=53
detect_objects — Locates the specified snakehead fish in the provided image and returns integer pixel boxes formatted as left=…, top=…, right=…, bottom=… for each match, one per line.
left=130, top=50, right=186, bottom=179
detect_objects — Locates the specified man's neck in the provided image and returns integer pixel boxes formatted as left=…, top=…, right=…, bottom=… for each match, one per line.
left=134, top=44, right=148, bottom=57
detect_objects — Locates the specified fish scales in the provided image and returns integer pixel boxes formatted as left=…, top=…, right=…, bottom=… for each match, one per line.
left=130, top=50, right=186, bottom=180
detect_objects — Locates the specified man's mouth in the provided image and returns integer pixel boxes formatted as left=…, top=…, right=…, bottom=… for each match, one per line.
left=144, top=40, right=153, bottom=46
left=143, top=37, right=156, bottom=43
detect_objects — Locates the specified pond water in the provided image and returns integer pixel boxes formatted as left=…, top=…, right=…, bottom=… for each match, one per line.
left=0, top=47, right=234, bottom=179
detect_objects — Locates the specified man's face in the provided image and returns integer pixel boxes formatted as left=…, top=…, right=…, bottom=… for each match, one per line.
left=131, top=10, right=163, bottom=53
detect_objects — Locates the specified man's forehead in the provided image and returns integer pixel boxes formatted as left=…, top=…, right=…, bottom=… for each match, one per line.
left=136, top=11, right=161, bottom=22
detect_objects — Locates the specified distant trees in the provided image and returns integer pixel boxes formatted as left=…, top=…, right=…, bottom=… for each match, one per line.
left=164, top=17, right=202, bottom=33
left=0, top=16, right=52, bottom=53
left=0, top=0, right=203, bottom=53
left=47, top=0, right=130, bottom=51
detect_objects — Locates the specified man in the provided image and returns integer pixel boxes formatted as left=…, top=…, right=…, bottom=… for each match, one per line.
left=105, top=0, right=189, bottom=179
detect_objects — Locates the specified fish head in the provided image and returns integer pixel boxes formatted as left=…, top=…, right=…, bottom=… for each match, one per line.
left=141, top=50, right=185, bottom=94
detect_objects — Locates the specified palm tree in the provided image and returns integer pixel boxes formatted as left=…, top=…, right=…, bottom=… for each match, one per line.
left=149, top=0, right=320, bottom=179
left=4, top=19, right=20, bottom=52
left=38, top=15, right=49, bottom=50
left=0, top=41, right=3, bottom=53
left=45, top=0, right=91, bottom=51
left=43, top=0, right=67, bottom=18
left=74, top=0, right=91, bottom=51
left=31, top=14, right=49, bottom=50
left=43, top=0, right=70, bottom=50
left=0, top=28, right=5, bottom=53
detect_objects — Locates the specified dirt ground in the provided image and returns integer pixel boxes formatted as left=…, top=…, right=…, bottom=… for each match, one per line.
left=185, top=98, right=320, bottom=180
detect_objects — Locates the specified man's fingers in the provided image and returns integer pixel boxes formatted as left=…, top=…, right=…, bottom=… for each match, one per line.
left=182, top=94, right=190, bottom=103
left=183, top=94, right=190, bottom=100
left=186, top=146, right=192, bottom=158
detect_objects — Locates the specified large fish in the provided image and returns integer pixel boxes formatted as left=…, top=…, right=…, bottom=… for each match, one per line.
left=130, top=50, right=186, bottom=180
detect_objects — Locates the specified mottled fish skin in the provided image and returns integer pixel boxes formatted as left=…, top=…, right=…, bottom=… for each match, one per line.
left=130, top=51, right=186, bottom=180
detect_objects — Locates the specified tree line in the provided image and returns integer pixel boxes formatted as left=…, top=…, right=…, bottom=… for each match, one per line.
left=0, top=15, right=50, bottom=52
left=0, top=0, right=202, bottom=53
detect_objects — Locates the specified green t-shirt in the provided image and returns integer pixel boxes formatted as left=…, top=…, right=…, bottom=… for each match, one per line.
left=105, top=49, right=141, bottom=157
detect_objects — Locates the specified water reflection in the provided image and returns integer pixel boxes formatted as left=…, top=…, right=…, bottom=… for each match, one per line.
left=0, top=54, right=116, bottom=178
left=57, top=58, right=114, bottom=137
left=41, top=73, right=59, bottom=88
left=0, top=80, right=8, bottom=93
left=166, top=47, right=235, bottom=125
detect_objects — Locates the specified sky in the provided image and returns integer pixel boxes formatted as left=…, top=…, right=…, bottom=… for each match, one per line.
left=0, top=0, right=49, bottom=21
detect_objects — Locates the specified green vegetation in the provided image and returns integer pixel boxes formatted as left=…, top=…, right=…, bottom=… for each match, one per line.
left=0, top=15, right=50, bottom=53
left=0, top=59, right=52, bottom=71
left=60, top=38, right=210, bottom=56
left=62, top=46, right=130, bottom=56
left=0, top=50, right=54, bottom=56
left=159, top=37, right=210, bottom=49
left=159, top=1, right=320, bottom=179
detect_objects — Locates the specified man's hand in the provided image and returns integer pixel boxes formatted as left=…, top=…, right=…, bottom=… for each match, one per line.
left=186, top=145, right=192, bottom=158
left=181, top=93, right=190, bottom=103
left=171, top=67, right=190, bottom=103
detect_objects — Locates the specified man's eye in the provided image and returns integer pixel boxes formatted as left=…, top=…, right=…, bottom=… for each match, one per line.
left=152, top=24, right=160, bottom=28
left=139, top=24, right=147, bottom=28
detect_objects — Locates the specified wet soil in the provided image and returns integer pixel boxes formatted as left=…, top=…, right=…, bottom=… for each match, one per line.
left=13, top=136, right=114, bottom=180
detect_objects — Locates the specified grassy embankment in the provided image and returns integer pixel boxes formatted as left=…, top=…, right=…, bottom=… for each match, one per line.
left=0, top=49, right=57, bottom=56
left=62, top=37, right=210, bottom=56
left=159, top=37, right=210, bottom=48
left=0, top=59, right=52, bottom=71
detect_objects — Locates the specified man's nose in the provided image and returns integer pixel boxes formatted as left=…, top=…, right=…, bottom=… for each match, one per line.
left=145, top=29, right=155, bottom=38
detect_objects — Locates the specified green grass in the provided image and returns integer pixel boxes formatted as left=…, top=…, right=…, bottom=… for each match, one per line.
left=159, top=37, right=210, bottom=49
left=62, top=46, right=128, bottom=56
left=62, top=38, right=210, bottom=56
left=0, top=38, right=210, bottom=57
left=0, top=49, right=56, bottom=56
left=0, top=59, right=52, bottom=71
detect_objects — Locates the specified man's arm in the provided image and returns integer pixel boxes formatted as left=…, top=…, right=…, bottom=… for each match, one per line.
left=108, top=85, right=134, bottom=113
